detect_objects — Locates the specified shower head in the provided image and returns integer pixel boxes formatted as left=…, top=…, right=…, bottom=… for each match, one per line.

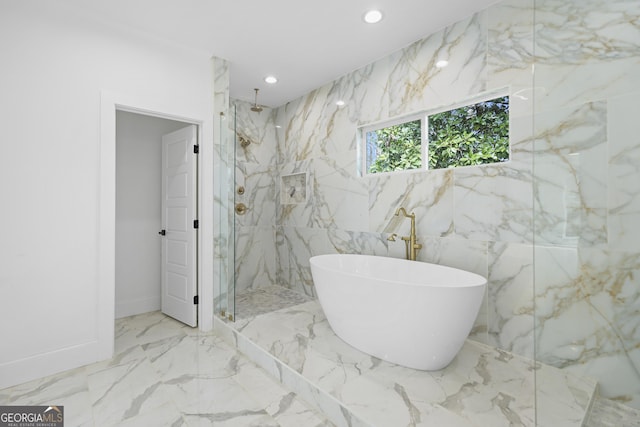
left=251, top=88, right=263, bottom=112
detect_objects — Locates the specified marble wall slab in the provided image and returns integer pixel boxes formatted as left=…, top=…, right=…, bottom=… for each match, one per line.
left=532, top=0, right=640, bottom=408
left=533, top=101, right=608, bottom=247
left=220, top=0, right=640, bottom=412
left=608, top=93, right=640, bottom=252
left=368, top=169, right=454, bottom=238
left=233, top=100, right=278, bottom=294
left=273, top=1, right=537, bottom=375
left=386, top=11, right=488, bottom=117
left=534, top=246, right=640, bottom=407
left=533, top=0, right=640, bottom=113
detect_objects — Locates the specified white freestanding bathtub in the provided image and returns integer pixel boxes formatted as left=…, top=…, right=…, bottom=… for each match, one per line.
left=309, top=254, right=486, bottom=371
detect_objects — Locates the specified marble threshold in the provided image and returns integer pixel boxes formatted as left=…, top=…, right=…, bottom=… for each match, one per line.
left=214, top=297, right=598, bottom=427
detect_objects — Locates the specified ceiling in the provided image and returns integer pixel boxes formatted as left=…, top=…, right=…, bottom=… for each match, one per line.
left=51, top=0, right=497, bottom=107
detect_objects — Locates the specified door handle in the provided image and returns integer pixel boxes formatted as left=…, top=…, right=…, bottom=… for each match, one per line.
left=158, top=229, right=166, bottom=236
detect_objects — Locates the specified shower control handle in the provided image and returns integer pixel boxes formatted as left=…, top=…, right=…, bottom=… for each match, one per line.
left=235, top=203, right=248, bottom=215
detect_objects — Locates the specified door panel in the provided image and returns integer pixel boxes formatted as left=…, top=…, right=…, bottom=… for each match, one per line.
left=161, top=125, right=197, bottom=326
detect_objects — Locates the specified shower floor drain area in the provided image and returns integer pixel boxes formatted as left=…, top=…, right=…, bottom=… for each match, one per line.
left=235, top=285, right=312, bottom=319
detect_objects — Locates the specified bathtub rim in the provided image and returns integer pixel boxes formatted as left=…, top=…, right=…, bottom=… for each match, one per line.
left=309, top=253, right=487, bottom=289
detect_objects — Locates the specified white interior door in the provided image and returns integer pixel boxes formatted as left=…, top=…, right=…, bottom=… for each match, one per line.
left=161, top=125, right=198, bottom=326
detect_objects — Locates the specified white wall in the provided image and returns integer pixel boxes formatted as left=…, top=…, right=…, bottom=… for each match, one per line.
left=115, top=111, right=188, bottom=318
left=0, top=3, right=214, bottom=388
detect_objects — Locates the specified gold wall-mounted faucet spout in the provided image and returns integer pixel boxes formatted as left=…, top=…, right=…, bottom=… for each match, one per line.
left=394, top=207, right=422, bottom=261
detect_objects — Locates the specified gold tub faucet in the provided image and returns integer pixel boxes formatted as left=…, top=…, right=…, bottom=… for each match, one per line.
left=394, top=207, right=422, bottom=261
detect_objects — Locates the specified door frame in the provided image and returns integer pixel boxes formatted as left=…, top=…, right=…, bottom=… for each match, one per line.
left=99, top=91, right=214, bottom=360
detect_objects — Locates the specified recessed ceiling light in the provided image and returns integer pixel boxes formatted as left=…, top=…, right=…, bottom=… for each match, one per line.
left=436, top=59, right=449, bottom=68
left=264, top=75, right=278, bottom=84
left=363, top=9, right=383, bottom=24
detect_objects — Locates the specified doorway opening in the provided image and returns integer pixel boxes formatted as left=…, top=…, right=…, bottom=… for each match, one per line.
left=115, top=110, right=199, bottom=327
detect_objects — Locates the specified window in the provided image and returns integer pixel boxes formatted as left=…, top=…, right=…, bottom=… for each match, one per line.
left=366, top=118, right=423, bottom=173
left=363, top=95, right=509, bottom=174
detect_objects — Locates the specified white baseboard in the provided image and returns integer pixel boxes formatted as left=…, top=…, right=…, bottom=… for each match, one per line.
left=115, top=296, right=160, bottom=319
left=0, top=341, right=106, bottom=390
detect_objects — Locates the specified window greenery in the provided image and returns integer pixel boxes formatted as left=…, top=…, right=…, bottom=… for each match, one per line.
left=366, top=119, right=422, bottom=173
left=364, top=95, right=509, bottom=174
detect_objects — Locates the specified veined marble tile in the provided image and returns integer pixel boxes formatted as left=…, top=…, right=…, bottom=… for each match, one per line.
left=534, top=101, right=608, bottom=247
left=608, top=92, right=640, bottom=253
left=142, top=333, right=211, bottom=381
left=534, top=0, right=640, bottom=112
left=183, top=413, right=277, bottom=427
left=213, top=58, right=232, bottom=313
left=368, top=169, right=454, bottom=238
left=269, top=394, right=335, bottom=427
left=113, top=402, right=185, bottom=427
left=276, top=361, right=370, bottom=427
left=7, top=366, right=93, bottom=427
left=279, top=85, right=334, bottom=163
left=87, top=357, right=172, bottom=426
left=536, top=362, right=597, bottom=427
left=386, top=11, right=488, bottom=117
left=326, top=228, right=389, bottom=257
left=535, top=245, right=640, bottom=406
left=235, top=225, right=276, bottom=293
left=338, top=343, right=537, bottom=427
left=487, top=0, right=535, bottom=110
left=312, top=152, right=368, bottom=232
left=85, top=344, right=147, bottom=376
left=2, top=311, right=335, bottom=427
left=277, top=98, right=301, bottom=164
left=340, top=61, right=390, bottom=126
left=486, top=242, right=534, bottom=359
left=452, top=98, right=534, bottom=245
left=276, top=226, right=330, bottom=296
left=113, top=310, right=192, bottom=355
left=231, top=355, right=335, bottom=427
left=180, top=375, right=270, bottom=416
left=234, top=99, right=278, bottom=166
left=587, top=394, right=640, bottom=427
left=417, top=236, right=488, bottom=277
left=312, top=80, right=359, bottom=157
left=454, top=162, right=533, bottom=243
left=220, top=298, right=595, bottom=427
left=234, top=163, right=276, bottom=228
left=213, top=57, right=229, bottom=114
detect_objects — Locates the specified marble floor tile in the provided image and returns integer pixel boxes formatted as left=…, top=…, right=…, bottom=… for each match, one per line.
left=585, top=395, right=640, bottom=427
left=5, top=287, right=634, bottom=427
left=218, top=290, right=600, bottom=427
left=5, top=367, right=93, bottom=427
left=1, top=310, right=334, bottom=427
